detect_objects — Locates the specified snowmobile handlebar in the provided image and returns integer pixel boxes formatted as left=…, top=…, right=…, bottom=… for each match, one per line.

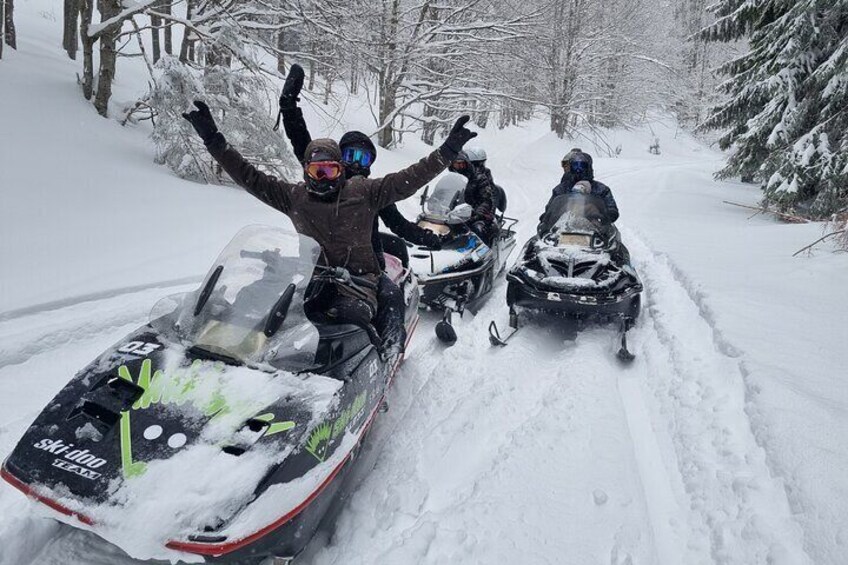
left=312, top=265, right=378, bottom=291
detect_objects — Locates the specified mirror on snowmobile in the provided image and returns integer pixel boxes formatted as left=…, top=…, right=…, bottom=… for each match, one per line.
left=263, top=283, right=297, bottom=337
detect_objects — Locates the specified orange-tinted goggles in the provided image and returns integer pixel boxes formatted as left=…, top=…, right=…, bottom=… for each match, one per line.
left=306, top=161, right=343, bottom=181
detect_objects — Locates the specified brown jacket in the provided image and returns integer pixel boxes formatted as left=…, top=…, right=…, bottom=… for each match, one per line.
left=205, top=135, right=449, bottom=307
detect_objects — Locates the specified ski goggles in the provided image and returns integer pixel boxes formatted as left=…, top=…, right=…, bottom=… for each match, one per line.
left=305, top=161, right=343, bottom=181
left=451, top=160, right=468, bottom=171
left=341, top=146, right=374, bottom=168
left=566, top=160, right=591, bottom=175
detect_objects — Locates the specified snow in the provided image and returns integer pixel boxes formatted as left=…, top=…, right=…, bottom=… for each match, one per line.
left=2, top=2, right=848, bottom=565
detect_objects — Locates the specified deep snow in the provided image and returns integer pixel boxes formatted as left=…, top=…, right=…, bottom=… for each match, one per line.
left=2, top=2, right=847, bottom=565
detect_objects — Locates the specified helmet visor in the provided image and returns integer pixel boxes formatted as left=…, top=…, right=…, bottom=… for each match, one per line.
left=306, top=161, right=343, bottom=181
left=341, top=146, right=374, bottom=168
left=450, top=160, right=468, bottom=171
left=569, top=159, right=591, bottom=176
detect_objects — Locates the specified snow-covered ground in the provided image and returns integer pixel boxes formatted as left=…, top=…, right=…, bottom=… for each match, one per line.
left=2, top=3, right=847, bottom=565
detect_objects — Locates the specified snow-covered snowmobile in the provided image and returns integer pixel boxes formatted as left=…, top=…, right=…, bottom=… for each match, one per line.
left=409, top=173, right=517, bottom=344
left=0, top=226, right=420, bottom=564
left=488, top=191, right=642, bottom=360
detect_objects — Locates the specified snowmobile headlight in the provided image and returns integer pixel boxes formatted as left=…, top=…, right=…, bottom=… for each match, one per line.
left=558, top=234, right=591, bottom=247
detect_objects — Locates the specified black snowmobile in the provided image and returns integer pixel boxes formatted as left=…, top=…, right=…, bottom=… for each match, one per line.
left=488, top=191, right=642, bottom=360
left=409, top=173, right=517, bottom=344
left=1, top=226, right=420, bottom=564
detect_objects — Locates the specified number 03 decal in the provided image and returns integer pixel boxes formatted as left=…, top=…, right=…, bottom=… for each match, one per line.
left=119, top=341, right=162, bottom=356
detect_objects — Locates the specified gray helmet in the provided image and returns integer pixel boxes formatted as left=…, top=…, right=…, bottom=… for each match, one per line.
left=463, top=146, right=487, bottom=163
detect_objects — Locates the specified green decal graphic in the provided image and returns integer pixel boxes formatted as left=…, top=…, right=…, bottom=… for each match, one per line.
left=119, top=412, right=146, bottom=478
left=304, top=392, right=368, bottom=463
left=304, top=423, right=332, bottom=462
left=253, top=413, right=297, bottom=437
left=115, top=360, right=297, bottom=479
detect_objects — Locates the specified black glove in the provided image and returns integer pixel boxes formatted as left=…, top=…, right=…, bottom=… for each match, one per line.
left=439, top=233, right=454, bottom=248
left=182, top=101, right=218, bottom=144
left=440, top=115, right=477, bottom=159
left=280, top=63, right=305, bottom=110
left=424, top=231, right=443, bottom=250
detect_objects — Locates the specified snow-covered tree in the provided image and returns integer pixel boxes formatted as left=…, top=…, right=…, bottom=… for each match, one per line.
left=149, top=57, right=299, bottom=183
left=701, top=0, right=848, bottom=216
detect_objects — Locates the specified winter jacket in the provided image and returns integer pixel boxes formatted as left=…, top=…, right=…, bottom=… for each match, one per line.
left=204, top=134, right=449, bottom=308
left=550, top=175, right=619, bottom=222
left=281, top=108, right=441, bottom=265
left=463, top=166, right=497, bottom=223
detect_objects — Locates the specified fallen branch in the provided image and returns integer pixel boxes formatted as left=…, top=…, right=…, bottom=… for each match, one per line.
left=722, top=201, right=809, bottom=224
left=793, top=231, right=847, bottom=257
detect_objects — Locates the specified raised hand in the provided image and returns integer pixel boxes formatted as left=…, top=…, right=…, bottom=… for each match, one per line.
left=442, top=115, right=478, bottom=156
left=280, top=63, right=305, bottom=110
left=182, top=101, right=218, bottom=143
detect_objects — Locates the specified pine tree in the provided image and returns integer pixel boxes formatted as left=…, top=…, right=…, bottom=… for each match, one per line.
left=701, top=0, right=848, bottom=216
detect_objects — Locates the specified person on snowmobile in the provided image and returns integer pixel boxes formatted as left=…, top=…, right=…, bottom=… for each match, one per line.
left=277, top=64, right=446, bottom=356
left=182, top=101, right=477, bottom=358
left=539, top=148, right=619, bottom=229
left=447, top=146, right=501, bottom=245
left=537, top=148, right=629, bottom=263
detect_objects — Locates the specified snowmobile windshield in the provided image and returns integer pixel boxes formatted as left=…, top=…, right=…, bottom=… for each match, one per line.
left=540, top=192, right=609, bottom=236
left=425, top=172, right=467, bottom=217
left=149, top=226, right=321, bottom=371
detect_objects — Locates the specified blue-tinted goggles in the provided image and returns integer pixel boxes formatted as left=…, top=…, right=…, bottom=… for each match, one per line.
left=341, top=146, right=374, bottom=168
left=569, top=160, right=590, bottom=175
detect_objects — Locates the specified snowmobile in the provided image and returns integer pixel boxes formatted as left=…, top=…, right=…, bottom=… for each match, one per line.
left=409, top=172, right=517, bottom=344
left=0, top=225, right=420, bottom=564
left=488, top=191, right=642, bottom=361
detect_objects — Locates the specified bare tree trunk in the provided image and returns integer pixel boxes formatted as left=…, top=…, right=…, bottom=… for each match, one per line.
left=377, top=79, right=396, bottom=148
left=63, top=0, right=78, bottom=59
left=276, top=23, right=285, bottom=73
left=3, top=0, right=15, bottom=50
left=94, top=0, right=121, bottom=117
left=162, top=0, right=172, bottom=55
left=80, top=0, right=95, bottom=99
left=377, top=0, right=400, bottom=148
left=150, top=6, right=161, bottom=63
left=0, top=0, right=4, bottom=60
left=179, top=0, right=194, bottom=63
left=323, top=73, right=332, bottom=105
left=421, top=104, right=437, bottom=146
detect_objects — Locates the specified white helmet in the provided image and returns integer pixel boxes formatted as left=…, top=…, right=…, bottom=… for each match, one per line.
left=462, top=146, right=487, bottom=163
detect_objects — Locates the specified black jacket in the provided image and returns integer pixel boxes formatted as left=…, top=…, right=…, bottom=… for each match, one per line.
left=463, top=166, right=497, bottom=223
left=281, top=107, right=441, bottom=267
left=549, top=174, right=619, bottom=222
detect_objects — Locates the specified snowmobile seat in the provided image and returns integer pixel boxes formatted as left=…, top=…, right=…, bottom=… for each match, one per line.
left=383, top=253, right=405, bottom=285
left=495, top=184, right=507, bottom=213
left=378, top=232, right=410, bottom=268
left=313, top=322, right=375, bottom=373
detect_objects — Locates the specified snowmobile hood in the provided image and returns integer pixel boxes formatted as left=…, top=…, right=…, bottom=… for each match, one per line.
left=1, top=327, right=340, bottom=547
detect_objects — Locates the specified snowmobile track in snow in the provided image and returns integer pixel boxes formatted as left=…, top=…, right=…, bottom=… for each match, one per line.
left=625, top=229, right=811, bottom=565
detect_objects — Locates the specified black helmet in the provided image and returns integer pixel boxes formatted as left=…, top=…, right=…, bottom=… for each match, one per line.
left=303, top=139, right=345, bottom=199
left=561, top=148, right=594, bottom=181
left=339, top=131, right=377, bottom=179
left=449, top=150, right=475, bottom=179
